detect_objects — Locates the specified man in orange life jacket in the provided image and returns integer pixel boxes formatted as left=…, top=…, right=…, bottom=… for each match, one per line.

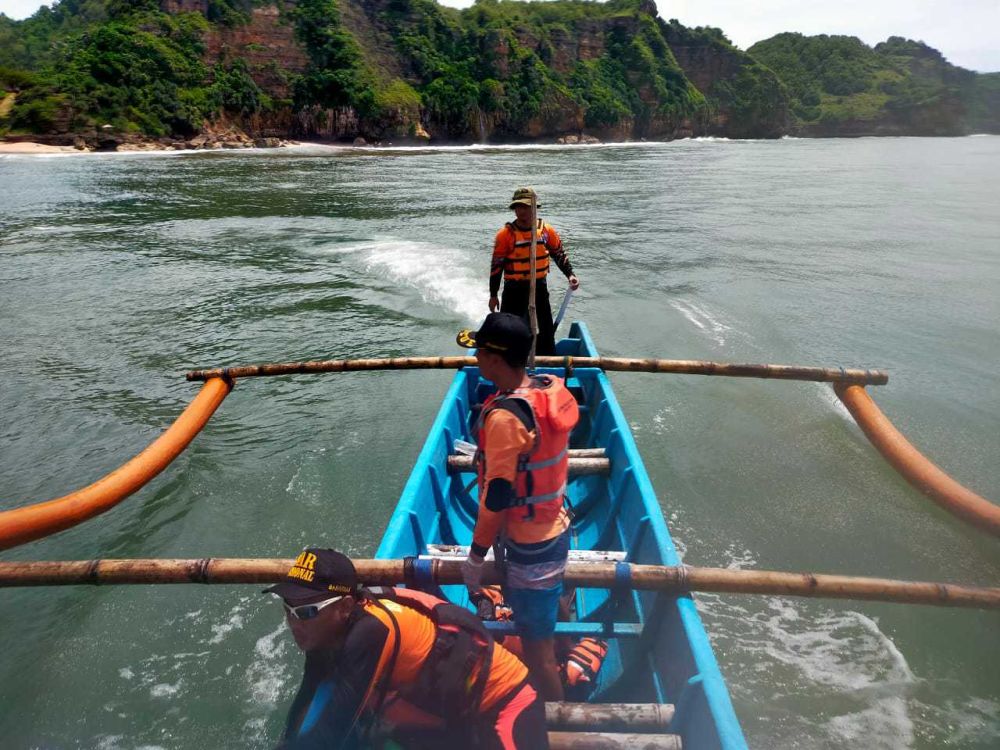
left=456, top=313, right=580, bottom=701
left=489, top=187, right=580, bottom=356
left=267, top=547, right=548, bottom=750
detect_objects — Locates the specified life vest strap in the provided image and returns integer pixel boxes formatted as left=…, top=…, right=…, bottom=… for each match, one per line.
left=521, top=447, right=568, bottom=471
left=513, top=482, right=567, bottom=507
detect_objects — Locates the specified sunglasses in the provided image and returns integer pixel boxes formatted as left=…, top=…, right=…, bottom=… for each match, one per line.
left=281, top=595, right=345, bottom=621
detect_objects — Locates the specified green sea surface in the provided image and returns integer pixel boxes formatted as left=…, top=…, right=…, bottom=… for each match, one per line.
left=1, top=136, right=998, bottom=749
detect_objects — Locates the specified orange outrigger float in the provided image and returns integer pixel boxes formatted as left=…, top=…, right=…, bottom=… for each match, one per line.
left=1, top=355, right=998, bottom=552
left=836, top=384, right=1000, bottom=535
left=0, top=377, right=232, bottom=550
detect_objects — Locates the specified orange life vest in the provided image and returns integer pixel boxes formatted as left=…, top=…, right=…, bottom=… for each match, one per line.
left=476, top=374, right=579, bottom=522
left=497, top=220, right=559, bottom=282
left=364, top=586, right=494, bottom=722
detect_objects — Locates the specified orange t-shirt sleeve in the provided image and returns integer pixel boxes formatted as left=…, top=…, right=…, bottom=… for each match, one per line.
left=544, top=223, right=562, bottom=251
left=471, top=409, right=534, bottom=551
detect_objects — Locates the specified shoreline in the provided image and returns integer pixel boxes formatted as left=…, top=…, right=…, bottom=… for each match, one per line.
left=0, top=141, right=83, bottom=154
left=2, top=133, right=995, bottom=157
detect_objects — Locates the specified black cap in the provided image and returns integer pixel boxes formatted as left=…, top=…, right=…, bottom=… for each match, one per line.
left=457, top=313, right=533, bottom=366
left=263, top=548, right=358, bottom=601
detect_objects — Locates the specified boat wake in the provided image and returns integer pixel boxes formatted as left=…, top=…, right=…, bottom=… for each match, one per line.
left=698, top=592, right=919, bottom=748
left=311, top=238, right=482, bottom=321
left=814, top=381, right=854, bottom=422
left=669, top=298, right=733, bottom=346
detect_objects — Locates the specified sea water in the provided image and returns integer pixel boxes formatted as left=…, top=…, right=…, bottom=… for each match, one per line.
left=1, top=136, right=998, bottom=748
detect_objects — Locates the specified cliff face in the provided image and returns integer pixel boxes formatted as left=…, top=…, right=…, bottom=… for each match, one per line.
left=171, top=0, right=789, bottom=142
left=661, top=20, right=788, bottom=138
left=3, top=0, right=994, bottom=143
left=203, top=6, right=308, bottom=101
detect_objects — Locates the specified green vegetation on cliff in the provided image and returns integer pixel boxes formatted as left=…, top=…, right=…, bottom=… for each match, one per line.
left=3, top=0, right=751, bottom=141
left=2, top=0, right=995, bottom=141
left=748, top=32, right=997, bottom=135
left=0, top=0, right=274, bottom=135
left=660, top=18, right=787, bottom=138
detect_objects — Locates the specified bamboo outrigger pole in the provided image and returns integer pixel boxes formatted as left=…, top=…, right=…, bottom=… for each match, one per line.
left=2, top=558, right=998, bottom=610
left=186, top=357, right=888, bottom=385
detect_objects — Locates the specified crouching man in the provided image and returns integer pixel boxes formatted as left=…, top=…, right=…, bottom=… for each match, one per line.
left=268, top=547, right=548, bottom=750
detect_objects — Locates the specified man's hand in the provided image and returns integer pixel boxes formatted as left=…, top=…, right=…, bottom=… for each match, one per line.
left=568, top=275, right=580, bottom=291
left=462, top=553, right=485, bottom=594
left=489, top=296, right=500, bottom=312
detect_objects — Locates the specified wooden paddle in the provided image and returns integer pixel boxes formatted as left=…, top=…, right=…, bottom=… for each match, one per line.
left=528, top=189, right=539, bottom=369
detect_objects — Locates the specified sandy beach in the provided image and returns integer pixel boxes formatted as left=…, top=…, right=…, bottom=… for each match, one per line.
left=0, top=141, right=86, bottom=154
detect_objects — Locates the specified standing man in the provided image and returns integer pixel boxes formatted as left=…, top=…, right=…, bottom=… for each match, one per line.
left=267, top=547, right=549, bottom=750
left=489, top=187, right=580, bottom=356
left=457, top=313, right=580, bottom=701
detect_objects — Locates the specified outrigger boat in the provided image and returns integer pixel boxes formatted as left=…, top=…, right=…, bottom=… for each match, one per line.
left=3, top=322, right=999, bottom=749
left=377, top=321, right=746, bottom=750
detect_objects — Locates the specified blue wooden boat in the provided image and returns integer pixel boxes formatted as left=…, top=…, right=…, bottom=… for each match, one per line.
left=375, top=322, right=748, bottom=750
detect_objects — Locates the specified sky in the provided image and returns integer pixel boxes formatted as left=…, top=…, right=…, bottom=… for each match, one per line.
left=1, top=0, right=997, bottom=72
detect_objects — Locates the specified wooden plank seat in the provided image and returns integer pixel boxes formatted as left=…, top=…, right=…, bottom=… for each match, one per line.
left=423, top=544, right=626, bottom=563
left=447, top=454, right=610, bottom=476
left=545, top=702, right=675, bottom=733
left=548, top=731, right=682, bottom=749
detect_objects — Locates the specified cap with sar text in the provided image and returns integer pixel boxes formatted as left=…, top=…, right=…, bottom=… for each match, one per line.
left=509, top=187, right=541, bottom=210
left=456, top=312, right=533, bottom=360
left=263, top=548, right=358, bottom=601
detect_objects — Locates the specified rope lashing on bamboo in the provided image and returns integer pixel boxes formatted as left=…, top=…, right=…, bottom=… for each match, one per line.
left=0, top=378, right=233, bottom=552
left=835, top=384, right=1000, bottom=536
left=2, top=558, right=997, bottom=610
left=186, top=357, right=888, bottom=385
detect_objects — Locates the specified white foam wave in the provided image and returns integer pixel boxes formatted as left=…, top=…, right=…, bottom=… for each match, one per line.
left=650, top=406, right=674, bottom=435
left=358, top=239, right=483, bottom=321
left=286, top=140, right=663, bottom=155
left=826, top=698, right=915, bottom=748
left=150, top=681, right=182, bottom=698
left=815, top=381, right=854, bottom=422
left=670, top=298, right=731, bottom=346
left=207, top=604, right=246, bottom=645
left=285, top=465, right=302, bottom=493
left=245, top=622, right=291, bottom=707
left=694, top=534, right=921, bottom=747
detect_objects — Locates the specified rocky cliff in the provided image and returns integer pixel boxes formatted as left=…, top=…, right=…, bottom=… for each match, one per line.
left=1, top=0, right=995, bottom=144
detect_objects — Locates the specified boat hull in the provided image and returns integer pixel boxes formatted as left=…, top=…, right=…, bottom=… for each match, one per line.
left=376, top=322, right=747, bottom=750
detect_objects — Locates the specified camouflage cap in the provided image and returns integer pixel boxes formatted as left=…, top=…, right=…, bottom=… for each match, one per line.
left=509, top=187, right=541, bottom=210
